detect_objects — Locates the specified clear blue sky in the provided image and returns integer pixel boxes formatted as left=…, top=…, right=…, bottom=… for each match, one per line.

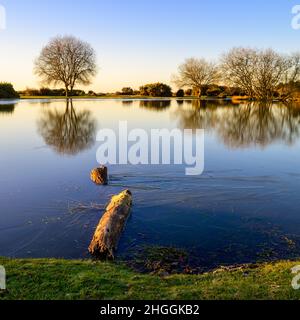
left=0, top=0, right=299, bottom=91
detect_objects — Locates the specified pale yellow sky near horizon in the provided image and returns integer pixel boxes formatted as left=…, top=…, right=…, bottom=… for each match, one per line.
left=1, top=58, right=181, bottom=93
left=0, top=35, right=182, bottom=93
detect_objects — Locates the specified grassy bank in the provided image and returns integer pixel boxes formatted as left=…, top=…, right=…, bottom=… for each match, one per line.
left=0, top=257, right=300, bottom=300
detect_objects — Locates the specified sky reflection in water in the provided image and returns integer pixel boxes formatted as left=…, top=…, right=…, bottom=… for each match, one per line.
left=0, top=99, right=300, bottom=270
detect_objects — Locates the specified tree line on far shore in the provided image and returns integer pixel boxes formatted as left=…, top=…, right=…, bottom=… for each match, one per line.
left=18, top=83, right=247, bottom=99
left=1, top=35, right=300, bottom=101
left=16, top=81, right=300, bottom=100
left=0, top=83, right=19, bottom=99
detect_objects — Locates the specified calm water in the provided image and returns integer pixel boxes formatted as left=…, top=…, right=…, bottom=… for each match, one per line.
left=1, top=98, right=300, bottom=270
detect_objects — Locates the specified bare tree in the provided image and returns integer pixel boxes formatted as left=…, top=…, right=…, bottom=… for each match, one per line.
left=280, top=52, right=300, bottom=99
left=173, top=58, right=220, bottom=97
left=34, top=35, right=97, bottom=97
left=253, top=49, right=289, bottom=101
left=221, top=47, right=258, bottom=99
left=222, top=47, right=300, bottom=101
left=288, top=52, right=300, bottom=82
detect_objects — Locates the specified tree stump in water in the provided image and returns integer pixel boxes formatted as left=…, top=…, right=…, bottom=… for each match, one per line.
left=89, top=190, right=132, bottom=259
left=90, top=166, right=108, bottom=185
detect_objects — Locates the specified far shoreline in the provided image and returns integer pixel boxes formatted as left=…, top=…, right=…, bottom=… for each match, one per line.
left=2, top=94, right=299, bottom=103
left=0, top=95, right=262, bottom=102
left=14, top=96, right=300, bottom=104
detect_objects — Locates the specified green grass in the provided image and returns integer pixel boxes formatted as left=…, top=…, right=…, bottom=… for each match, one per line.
left=1, top=257, right=300, bottom=300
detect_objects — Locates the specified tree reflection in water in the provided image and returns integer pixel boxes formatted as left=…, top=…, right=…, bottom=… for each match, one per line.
left=139, top=100, right=171, bottom=111
left=122, top=100, right=134, bottom=107
left=37, top=99, right=97, bottom=155
left=173, top=100, right=300, bottom=148
left=0, top=104, right=15, bottom=115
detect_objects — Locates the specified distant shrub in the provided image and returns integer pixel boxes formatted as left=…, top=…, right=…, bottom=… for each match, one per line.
left=23, top=88, right=41, bottom=96
left=139, top=85, right=150, bottom=96
left=39, top=87, right=68, bottom=96
left=206, top=85, right=222, bottom=97
left=176, top=89, right=185, bottom=97
left=52, top=88, right=66, bottom=96
left=185, top=89, right=193, bottom=96
left=121, top=87, right=134, bottom=95
left=225, top=86, right=246, bottom=96
left=23, top=88, right=89, bottom=97
left=39, top=87, right=55, bottom=96
left=71, top=89, right=86, bottom=96
left=140, top=83, right=173, bottom=97
left=0, top=83, right=20, bottom=99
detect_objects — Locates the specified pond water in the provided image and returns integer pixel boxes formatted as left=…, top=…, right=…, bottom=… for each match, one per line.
left=0, top=98, right=300, bottom=270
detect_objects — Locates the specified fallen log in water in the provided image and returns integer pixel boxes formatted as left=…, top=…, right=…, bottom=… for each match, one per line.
left=88, top=190, right=132, bottom=259
left=90, top=166, right=108, bottom=185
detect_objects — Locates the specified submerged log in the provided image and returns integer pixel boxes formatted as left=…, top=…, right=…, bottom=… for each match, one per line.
left=90, top=166, right=108, bottom=185
left=89, top=190, right=132, bottom=259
